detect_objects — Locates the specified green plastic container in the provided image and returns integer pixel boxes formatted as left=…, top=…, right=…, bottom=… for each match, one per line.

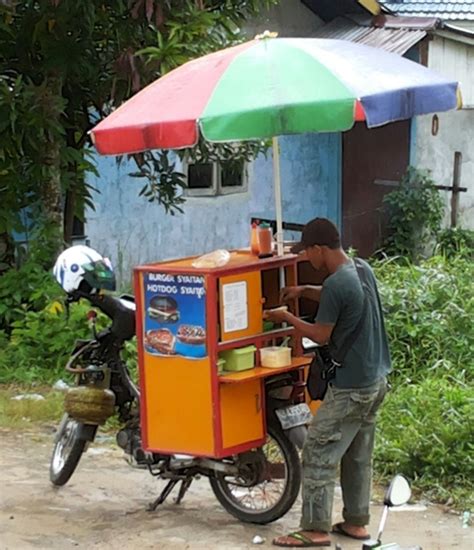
left=217, top=357, right=226, bottom=375
left=220, top=346, right=256, bottom=372
left=263, top=320, right=275, bottom=332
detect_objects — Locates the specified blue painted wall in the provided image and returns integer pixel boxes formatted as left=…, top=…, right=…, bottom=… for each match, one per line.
left=85, top=132, right=341, bottom=285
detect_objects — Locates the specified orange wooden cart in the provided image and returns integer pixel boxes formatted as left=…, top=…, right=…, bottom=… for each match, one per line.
left=133, top=250, right=317, bottom=459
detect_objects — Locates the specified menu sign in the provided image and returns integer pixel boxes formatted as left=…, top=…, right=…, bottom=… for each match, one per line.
left=222, top=281, right=248, bottom=333
left=143, top=272, right=206, bottom=359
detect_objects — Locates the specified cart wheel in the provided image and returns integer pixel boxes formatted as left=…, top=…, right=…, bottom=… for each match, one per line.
left=209, top=421, right=301, bottom=524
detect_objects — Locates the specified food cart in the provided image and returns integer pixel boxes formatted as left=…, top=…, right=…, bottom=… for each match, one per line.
left=133, top=249, right=314, bottom=458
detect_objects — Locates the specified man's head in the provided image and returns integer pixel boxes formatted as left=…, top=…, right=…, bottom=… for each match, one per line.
left=291, top=218, right=341, bottom=270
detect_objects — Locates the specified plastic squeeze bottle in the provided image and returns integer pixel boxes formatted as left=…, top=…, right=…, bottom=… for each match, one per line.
left=250, top=221, right=260, bottom=255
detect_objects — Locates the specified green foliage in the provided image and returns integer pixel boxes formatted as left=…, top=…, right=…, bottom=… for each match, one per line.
left=436, top=227, right=474, bottom=260
left=373, top=255, right=473, bottom=382
left=0, top=300, right=92, bottom=384
left=383, top=167, right=444, bottom=260
left=0, top=261, right=56, bottom=332
left=123, top=337, right=138, bottom=383
left=0, top=228, right=96, bottom=382
left=373, top=254, right=474, bottom=507
left=0, top=224, right=63, bottom=332
left=0, top=74, right=66, bottom=235
left=375, top=378, right=473, bottom=507
left=183, top=136, right=270, bottom=166
left=132, top=150, right=187, bottom=214
left=0, top=0, right=278, bottom=237
left=136, top=0, right=277, bottom=75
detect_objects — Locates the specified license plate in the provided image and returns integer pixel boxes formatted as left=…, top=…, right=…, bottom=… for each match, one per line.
left=275, top=403, right=312, bottom=430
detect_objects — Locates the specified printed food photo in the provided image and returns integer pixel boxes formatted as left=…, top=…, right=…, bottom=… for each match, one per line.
left=145, top=328, right=176, bottom=355
left=147, top=296, right=180, bottom=323
left=176, top=325, right=206, bottom=345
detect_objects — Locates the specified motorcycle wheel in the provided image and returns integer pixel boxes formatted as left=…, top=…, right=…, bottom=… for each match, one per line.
left=209, top=422, right=301, bottom=524
left=50, top=414, right=86, bottom=486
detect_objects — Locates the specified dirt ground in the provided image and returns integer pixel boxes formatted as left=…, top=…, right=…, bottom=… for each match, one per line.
left=0, top=428, right=471, bottom=550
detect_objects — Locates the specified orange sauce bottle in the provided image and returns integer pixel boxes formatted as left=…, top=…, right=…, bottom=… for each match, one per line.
left=258, top=222, right=273, bottom=258
left=250, top=221, right=260, bottom=255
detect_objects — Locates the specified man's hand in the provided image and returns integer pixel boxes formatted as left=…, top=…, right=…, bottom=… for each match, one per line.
left=263, top=305, right=334, bottom=345
left=263, top=307, right=289, bottom=323
left=280, top=286, right=304, bottom=303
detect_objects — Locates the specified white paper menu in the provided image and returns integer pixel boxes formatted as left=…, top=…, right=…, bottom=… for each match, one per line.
left=222, top=281, right=248, bottom=333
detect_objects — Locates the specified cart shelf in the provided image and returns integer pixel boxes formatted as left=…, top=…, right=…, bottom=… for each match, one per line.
left=217, top=327, right=295, bottom=351
left=219, top=356, right=311, bottom=384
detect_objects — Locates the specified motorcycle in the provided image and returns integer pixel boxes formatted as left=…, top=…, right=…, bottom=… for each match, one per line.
left=336, top=475, right=422, bottom=550
left=50, top=289, right=310, bottom=524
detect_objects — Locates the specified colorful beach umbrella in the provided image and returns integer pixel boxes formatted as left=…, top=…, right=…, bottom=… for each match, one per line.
left=90, top=36, right=461, bottom=253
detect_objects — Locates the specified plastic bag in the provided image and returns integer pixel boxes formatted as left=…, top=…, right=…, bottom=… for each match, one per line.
left=192, top=249, right=231, bottom=269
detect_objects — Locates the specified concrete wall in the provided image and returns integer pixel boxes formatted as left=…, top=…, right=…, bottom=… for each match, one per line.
left=412, top=35, right=474, bottom=229
left=413, top=109, right=474, bottom=229
left=85, top=133, right=341, bottom=285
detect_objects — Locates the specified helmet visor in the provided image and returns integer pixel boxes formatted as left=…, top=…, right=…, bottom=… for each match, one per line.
left=82, top=260, right=116, bottom=291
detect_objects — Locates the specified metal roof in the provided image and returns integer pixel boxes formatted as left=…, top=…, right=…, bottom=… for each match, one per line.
left=315, top=16, right=428, bottom=54
left=301, top=0, right=372, bottom=22
left=382, top=1, right=474, bottom=21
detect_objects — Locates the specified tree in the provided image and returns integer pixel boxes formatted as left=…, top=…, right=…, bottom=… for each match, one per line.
left=0, top=0, right=277, bottom=254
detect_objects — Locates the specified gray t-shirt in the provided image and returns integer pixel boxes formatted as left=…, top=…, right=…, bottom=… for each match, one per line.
left=316, top=259, right=391, bottom=388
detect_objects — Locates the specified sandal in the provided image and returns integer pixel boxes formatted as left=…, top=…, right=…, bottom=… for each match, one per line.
left=331, top=522, right=371, bottom=541
left=273, top=531, right=331, bottom=547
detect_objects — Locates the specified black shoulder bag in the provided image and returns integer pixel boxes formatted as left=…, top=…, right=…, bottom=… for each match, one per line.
left=306, top=259, right=369, bottom=401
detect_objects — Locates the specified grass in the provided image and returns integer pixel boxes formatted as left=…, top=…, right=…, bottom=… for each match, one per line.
left=0, top=385, right=64, bottom=429
left=374, top=378, right=474, bottom=510
left=0, top=385, right=124, bottom=436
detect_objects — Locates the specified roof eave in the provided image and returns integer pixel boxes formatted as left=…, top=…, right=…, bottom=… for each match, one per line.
left=435, top=24, right=474, bottom=46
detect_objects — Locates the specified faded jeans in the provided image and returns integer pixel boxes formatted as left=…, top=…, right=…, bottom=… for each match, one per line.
left=301, top=377, right=388, bottom=532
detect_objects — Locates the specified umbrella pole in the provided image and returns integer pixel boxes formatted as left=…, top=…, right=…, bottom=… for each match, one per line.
left=272, top=136, right=286, bottom=295
left=272, top=136, right=284, bottom=256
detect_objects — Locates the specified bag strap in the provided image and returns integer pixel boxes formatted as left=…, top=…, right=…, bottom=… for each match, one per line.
left=331, top=258, right=369, bottom=364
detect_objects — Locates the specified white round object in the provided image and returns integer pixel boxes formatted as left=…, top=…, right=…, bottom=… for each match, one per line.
left=53, top=245, right=112, bottom=293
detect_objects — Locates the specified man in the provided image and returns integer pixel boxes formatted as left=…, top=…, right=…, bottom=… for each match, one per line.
left=265, top=218, right=391, bottom=548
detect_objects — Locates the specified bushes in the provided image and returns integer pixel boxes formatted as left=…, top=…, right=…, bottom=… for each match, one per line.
left=436, top=227, right=474, bottom=260
left=0, top=222, right=64, bottom=333
left=373, top=255, right=473, bottom=383
left=375, top=378, right=473, bottom=507
left=383, top=167, right=444, bottom=260
left=0, top=301, right=92, bottom=384
left=373, top=254, right=473, bottom=507
left=0, top=259, right=59, bottom=332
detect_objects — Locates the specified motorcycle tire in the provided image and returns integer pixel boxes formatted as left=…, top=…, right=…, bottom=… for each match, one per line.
left=50, top=414, right=87, bottom=486
left=209, top=421, right=301, bottom=524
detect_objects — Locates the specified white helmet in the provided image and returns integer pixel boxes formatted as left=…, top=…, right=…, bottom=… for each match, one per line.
left=53, top=245, right=116, bottom=294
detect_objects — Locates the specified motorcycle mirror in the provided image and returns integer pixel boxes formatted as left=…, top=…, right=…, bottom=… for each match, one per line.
left=362, top=475, right=413, bottom=549
left=384, top=474, right=411, bottom=507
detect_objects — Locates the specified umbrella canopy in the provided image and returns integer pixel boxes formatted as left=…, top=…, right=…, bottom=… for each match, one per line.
left=91, top=37, right=461, bottom=155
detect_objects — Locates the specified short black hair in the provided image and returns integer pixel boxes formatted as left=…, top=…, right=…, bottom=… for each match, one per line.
left=291, top=218, right=341, bottom=253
